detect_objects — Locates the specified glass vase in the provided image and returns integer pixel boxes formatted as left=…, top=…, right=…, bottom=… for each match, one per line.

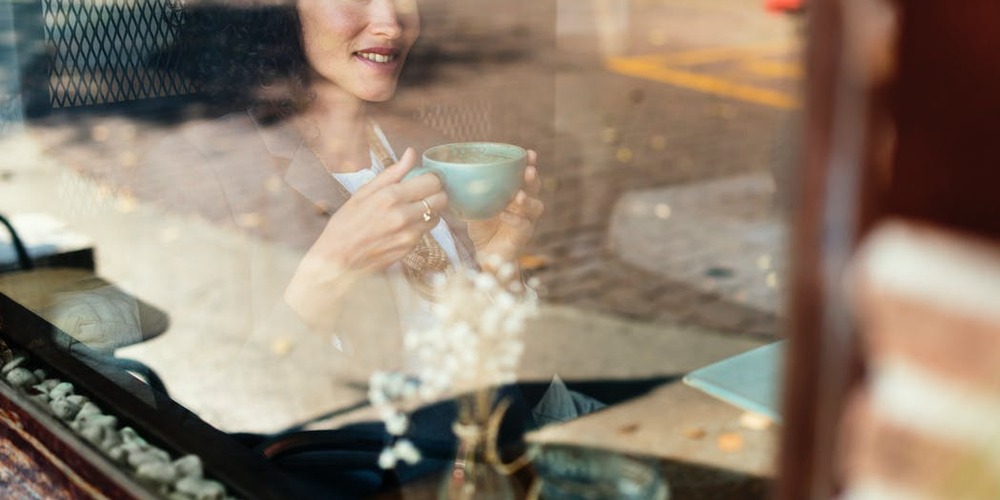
left=438, top=391, right=517, bottom=500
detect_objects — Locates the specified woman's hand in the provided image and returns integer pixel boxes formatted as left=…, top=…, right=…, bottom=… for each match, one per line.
left=311, top=147, right=448, bottom=272
left=285, top=147, right=447, bottom=330
left=466, top=149, right=545, bottom=267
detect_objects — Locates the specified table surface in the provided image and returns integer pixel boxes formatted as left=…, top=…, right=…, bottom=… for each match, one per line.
left=527, top=381, right=776, bottom=478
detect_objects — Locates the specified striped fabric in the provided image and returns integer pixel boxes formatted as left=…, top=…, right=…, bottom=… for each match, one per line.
left=842, top=220, right=1000, bottom=499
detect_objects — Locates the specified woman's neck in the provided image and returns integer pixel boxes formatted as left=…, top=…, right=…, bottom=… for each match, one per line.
left=298, top=81, right=372, bottom=174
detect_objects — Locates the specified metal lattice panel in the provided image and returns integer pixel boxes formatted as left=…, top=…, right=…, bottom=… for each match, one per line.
left=42, top=0, right=194, bottom=108
left=416, top=99, right=495, bottom=142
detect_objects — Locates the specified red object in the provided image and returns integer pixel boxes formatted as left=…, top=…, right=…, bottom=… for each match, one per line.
left=765, top=0, right=805, bottom=14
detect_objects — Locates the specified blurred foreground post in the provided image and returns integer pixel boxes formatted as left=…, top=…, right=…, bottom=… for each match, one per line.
left=777, top=0, right=1000, bottom=498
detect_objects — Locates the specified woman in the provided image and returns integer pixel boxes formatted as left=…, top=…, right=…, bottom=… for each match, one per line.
left=276, top=0, right=545, bottom=335
left=207, top=0, right=545, bottom=492
left=127, top=0, right=546, bottom=464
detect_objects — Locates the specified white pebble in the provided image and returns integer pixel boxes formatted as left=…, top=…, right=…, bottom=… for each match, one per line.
left=174, top=477, right=225, bottom=500
left=173, top=455, right=204, bottom=478
left=49, top=382, right=74, bottom=400
left=136, top=460, right=177, bottom=485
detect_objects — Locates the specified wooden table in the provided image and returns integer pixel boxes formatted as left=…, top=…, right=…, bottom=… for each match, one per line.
left=527, top=381, right=776, bottom=499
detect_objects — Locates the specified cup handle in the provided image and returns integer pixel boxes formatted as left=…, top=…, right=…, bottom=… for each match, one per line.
left=403, top=165, right=434, bottom=181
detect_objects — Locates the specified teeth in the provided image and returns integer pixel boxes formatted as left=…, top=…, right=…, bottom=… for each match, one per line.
left=358, top=52, right=394, bottom=63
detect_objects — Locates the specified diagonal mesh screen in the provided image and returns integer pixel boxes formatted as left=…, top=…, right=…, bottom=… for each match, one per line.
left=416, top=99, right=494, bottom=142
left=42, top=0, right=194, bottom=108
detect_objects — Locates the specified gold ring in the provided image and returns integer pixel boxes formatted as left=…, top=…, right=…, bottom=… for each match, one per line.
left=421, top=199, right=434, bottom=222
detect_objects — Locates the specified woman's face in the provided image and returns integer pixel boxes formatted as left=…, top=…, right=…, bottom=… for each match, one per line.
left=297, top=0, right=420, bottom=102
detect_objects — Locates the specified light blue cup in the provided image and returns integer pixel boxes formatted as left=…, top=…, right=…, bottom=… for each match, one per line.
left=407, top=142, right=527, bottom=220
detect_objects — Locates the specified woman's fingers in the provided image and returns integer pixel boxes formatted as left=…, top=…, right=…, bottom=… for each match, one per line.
left=514, top=153, right=542, bottom=219
left=500, top=199, right=542, bottom=228
left=499, top=210, right=530, bottom=228
left=521, top=192, right=546, bottom=219
left=501, top=189, right=545, bottom=221
left=357, top=147, right=418, bottom=195
left=395, top=169, right=445, bottom=203
left=423, top=190, right=449, bottom=215
left=409, top=190, right=448, bottom=226
left=523, top=164, right=541, bottom=196
left=350, top=148, right=447, bottom=231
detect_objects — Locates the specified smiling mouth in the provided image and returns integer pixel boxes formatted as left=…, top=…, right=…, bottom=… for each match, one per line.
left=355, top=51, right=397, bottom=64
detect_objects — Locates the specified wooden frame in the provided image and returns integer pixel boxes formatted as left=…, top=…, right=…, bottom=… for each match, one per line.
left=777, top=1, right=1000, bottom=498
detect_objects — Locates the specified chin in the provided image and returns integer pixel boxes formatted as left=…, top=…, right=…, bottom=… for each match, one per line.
left=364, top=83, right=400, bottom=102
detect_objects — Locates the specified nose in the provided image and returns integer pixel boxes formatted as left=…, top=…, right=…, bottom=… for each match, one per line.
left=368, top=0, right=407, bottom=39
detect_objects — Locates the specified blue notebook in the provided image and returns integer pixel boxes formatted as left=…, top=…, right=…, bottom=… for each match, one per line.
left=682, top=341, right=784, bottom=422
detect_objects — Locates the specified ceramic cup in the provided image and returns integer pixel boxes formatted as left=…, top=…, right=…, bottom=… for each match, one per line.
left=406, top=142, right=527, bottom=220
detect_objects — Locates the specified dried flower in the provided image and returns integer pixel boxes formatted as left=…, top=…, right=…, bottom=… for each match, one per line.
left=385, top=412, right=408, bottom=436
left=366, top=263, right=538, bottom=468
left=378, top=447, right=398, bottom=469
left=393, top=439, right=421, bottom=465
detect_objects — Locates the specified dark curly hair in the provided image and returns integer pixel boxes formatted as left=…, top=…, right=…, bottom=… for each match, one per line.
left=170, top=2, right=313, bottom=122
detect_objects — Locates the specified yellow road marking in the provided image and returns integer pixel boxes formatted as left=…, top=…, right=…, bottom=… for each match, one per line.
left=742, top=60, right=802, bottom=79
left=657, top=41, right=794, bottom=66
left=605, top=41, right=801, bottom=110
left=606, top=56, right=799, bottom=110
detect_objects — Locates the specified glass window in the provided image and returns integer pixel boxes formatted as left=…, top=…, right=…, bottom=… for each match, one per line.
left=0, top=0, right=801, bottom=496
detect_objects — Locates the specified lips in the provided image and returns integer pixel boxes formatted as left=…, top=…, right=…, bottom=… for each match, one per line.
left=354, top=47, right=399, bottom=64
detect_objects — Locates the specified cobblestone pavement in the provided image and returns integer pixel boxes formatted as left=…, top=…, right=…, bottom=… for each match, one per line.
left=15, top=0, right=800, bottom=340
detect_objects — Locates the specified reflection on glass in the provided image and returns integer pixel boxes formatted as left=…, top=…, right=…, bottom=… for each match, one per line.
left=533, top=443, right=669, bottom=500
